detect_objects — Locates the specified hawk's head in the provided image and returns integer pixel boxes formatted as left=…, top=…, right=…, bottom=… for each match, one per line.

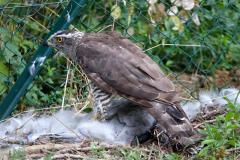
left=47, top=30, right=84, bottom=58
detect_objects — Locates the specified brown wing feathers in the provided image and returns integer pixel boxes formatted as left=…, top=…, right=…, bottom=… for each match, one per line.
left=77, top=31, right=196, bottom=147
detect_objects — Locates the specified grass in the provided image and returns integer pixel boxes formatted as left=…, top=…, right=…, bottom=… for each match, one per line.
left=9, top=150, right=25, bottom=160
left=8, top=144, right=182, bottom=160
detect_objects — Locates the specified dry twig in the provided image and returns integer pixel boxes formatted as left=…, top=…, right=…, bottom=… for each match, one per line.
left=53, top=153, right=85, bottom=159
left=193, top=119, right=217, bottom=129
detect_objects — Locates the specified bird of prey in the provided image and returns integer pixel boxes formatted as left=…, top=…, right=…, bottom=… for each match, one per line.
left=47, top=30, right=197, bottom=150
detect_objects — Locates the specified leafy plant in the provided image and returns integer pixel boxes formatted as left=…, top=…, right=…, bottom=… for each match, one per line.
left=120, top=148, right=143, bottom=160
left=9, top=150, right=26, bottom=160
left=198, top=98, right=240, bottom=159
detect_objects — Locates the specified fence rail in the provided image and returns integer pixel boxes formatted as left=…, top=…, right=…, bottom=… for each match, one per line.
left=0, top=0, right=86, bottom=120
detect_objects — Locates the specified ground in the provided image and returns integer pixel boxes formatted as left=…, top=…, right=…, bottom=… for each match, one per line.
left=1, top=70, right=240, bottom=160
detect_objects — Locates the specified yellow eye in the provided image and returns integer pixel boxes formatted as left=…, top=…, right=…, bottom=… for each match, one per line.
left=56, top=37, right=62, bottom=43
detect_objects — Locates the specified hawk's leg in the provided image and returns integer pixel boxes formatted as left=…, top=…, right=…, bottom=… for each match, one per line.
left=91, top=83, right=114, bottom=120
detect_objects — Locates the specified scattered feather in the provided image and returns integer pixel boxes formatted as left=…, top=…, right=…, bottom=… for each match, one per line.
left=0, top=88, right=239, bottom=148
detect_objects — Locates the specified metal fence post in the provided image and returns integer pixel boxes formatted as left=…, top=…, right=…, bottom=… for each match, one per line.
left=0, top=0, right=86, bottom=120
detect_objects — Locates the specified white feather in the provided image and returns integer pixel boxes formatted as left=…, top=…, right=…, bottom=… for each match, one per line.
left=181, top=101, right=201, bottom=121
left=0, top=88, right=239, bottom=147
left=77, top=120, right=117, bottom=143
left=219, top=88, right=240, bottom=104
left=199, top=90, right=217, bottom=107
left=182, top=88, right=240, bottom=120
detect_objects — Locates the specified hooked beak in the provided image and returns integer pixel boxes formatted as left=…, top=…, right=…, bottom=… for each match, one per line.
left=47, top=32, right=58, bottom=47
left=47, top=38, right=53, bottom=47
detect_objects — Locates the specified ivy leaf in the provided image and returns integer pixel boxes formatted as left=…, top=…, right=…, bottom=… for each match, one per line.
left=111, top=5, right=121, bottom=20
left=170, top=16, right=184, bottom=32
left=3, top=42, right=21, bottom=61
left=2, top=42, right=25, bottom=74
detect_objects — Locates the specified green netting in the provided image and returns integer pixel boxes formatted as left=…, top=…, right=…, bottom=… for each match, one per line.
left=0, top=0, right=239, bottom=111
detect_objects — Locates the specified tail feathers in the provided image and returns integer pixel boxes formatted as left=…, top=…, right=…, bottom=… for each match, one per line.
left=182, top=88, right=240, bottom=121
left=146, top=102, right=197, bottom=149
left=165, top=105, right=187, bottom=122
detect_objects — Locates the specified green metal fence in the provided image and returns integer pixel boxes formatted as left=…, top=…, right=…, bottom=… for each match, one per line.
left=0, top=0, right=239, bottom=120
left=0, top=0, right=87, bottom=119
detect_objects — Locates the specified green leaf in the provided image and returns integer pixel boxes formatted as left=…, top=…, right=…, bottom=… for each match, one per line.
left=169, top=16, right=184, bottom=32
left=46, top=78, right=54, bottom=84
left=225, top=112, right=234, bottom=121
left=0, top=27, right=10, bottom=41
left=111, top=5, right=121, bottom=20
left=127, top=4, right=134, bottom=26
left=228, top=139, right=237, bottom=146
left=24, top=18, right=43, bottom=32
left=202, top=139, right=216, bottom=145
left=224, top=97, right=236, bottom=110
left=82, top=107, right=92, bottom=113
left=0, top=0, right=8, bottom=5
left=0, top=60, right=9, bottom=76
left=166, top=60, right=174, bottom=67
left=0, top=84, right=7, bottom=95
left=0, top=59, right=9, bottom=95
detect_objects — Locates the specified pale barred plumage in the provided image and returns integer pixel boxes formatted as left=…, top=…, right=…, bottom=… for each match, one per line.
left=47, top=30, right=199, bottom=151
left=90, top=83, right=114, bottom=120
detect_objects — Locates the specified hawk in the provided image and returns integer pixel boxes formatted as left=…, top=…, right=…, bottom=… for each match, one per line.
left=47, top=30, right=197, bottom=149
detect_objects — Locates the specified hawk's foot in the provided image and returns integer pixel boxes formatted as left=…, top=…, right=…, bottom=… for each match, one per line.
left=92, top=100, right=110, bottom=121
left=131, top=131, right=153, bottom=146
left=152, top=125, right=170, bottom=147
left=152, top=124, right=201, bottom=155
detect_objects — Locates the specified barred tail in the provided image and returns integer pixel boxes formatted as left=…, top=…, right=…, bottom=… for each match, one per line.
left=146, top=102, right=198, bottom=150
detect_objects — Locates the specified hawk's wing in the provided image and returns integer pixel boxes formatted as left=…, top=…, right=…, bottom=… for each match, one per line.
left=76, top=32, right=197, bottom=146
left=76, top=32, right=179, bottom=104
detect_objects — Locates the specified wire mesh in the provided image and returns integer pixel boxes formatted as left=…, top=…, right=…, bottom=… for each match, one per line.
left=0, top=0, right=239, bottom=111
